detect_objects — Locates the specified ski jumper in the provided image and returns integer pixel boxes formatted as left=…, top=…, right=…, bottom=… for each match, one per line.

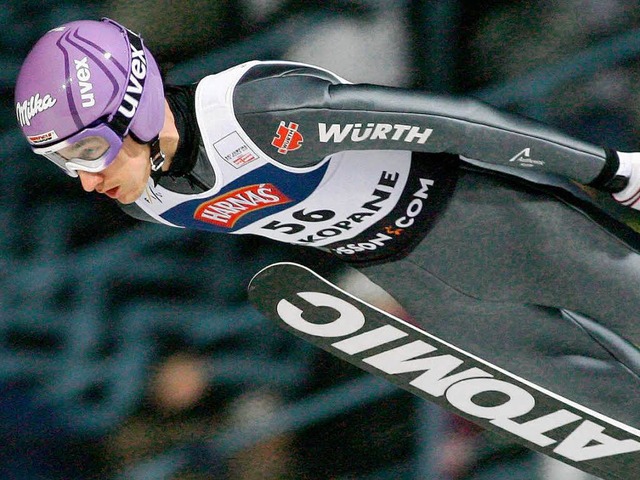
left=121, top=61, right=640, bottom=427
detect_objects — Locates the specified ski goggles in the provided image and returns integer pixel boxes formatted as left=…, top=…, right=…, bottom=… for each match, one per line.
left=32, top=121, right=123, bottom=177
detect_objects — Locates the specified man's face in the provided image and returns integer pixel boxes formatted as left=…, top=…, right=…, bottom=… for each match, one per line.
left=76, top=135, right=151, bottom=204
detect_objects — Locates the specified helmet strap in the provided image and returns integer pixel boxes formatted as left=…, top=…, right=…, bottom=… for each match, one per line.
left=149, top=136, right=166, bottom=184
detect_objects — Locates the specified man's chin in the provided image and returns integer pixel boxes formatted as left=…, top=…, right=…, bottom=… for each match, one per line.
left=116, top=189, right=139, bottom=205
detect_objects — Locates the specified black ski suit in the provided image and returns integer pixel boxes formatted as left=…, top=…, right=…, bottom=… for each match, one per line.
left=121, top=61, right=640, bottom=430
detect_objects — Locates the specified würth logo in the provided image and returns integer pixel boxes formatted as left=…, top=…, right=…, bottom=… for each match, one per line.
left=272, top=121, right=304, bottom=154
left=194, top=184, right=292, bottom=228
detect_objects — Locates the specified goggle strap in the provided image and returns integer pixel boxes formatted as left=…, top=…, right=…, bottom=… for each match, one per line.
left=107, top=24, right=147, bottom=138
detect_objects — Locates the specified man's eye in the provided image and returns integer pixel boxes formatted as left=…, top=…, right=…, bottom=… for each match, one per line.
left=80, top=147, right=100, bottom=160
left=59, top=136, right=110, bottom=161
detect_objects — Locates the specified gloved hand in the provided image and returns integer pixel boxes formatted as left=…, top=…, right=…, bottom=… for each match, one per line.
left=612, top=152, right=640, bottom=210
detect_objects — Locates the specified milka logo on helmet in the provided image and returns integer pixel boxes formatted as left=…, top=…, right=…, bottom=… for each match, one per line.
left=16, top=93, right=57, bottom=127
left=118, top=43, right=147, bottom=119
left=74, top=57, right=95, bottom=108
left=319, top=123, right=433, bottom=144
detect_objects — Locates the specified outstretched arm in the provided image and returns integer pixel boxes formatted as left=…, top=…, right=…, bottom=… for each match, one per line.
left=233, top=63, right=631, bottom=199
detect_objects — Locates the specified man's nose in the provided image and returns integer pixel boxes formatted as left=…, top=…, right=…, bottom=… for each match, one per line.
left=77, top=171, right=103, bottom=192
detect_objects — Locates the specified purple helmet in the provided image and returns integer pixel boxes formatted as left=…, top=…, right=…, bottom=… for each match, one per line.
left=15, top=18, right=164, bottom=173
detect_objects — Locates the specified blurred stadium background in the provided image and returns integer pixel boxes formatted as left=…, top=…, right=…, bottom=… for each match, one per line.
left=1, top=0, right=639, bottom=478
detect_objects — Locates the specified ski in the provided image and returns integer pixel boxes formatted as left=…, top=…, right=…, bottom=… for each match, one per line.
left=248, top=262, right=640, bottom=480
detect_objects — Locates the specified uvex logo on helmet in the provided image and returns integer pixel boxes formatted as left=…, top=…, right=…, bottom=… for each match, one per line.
left=118, top=43, right=147, bottom=119
left=74, top=57, right=95, bottom=108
